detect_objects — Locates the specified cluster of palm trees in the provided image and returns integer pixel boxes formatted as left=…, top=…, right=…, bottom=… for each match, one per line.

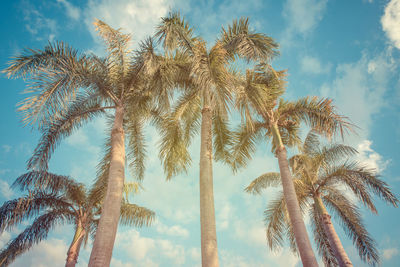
left=1, top=12, right=398, bottom=267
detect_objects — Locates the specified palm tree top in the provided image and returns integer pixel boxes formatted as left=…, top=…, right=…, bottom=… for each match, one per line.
left=245, top=131, right=399, bottom=265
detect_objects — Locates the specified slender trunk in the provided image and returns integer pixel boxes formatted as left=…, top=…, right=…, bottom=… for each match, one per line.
left=271, top=123, right=318, bottom=267
left=89, top=105, right=125, bottom=267
left=199, top=96, right=219, bottom=267
left=314, top=196, right=353, bottom=267
left=65, top=224, right=85, bottom=267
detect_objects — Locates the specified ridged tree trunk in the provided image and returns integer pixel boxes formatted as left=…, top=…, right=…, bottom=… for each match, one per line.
left=89, top=105, right=125, bottom=267
left=199, top=96, right=219, bottom=267
left=271, top=123, right=318, bottom=267
left=314, top=196, right=353, bottom=267
left=65, top=223, right=85, bottom=267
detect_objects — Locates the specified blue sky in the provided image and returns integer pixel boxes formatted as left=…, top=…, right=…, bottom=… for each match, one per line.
left=0, top=0, right=400, bottom=266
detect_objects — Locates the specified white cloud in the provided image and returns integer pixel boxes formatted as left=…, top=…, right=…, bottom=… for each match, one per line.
left=12, top=238, right=69, bottom=267
left=320, top=51, right=396, bottom=141
left=22, top=1, right=57, bottom=41
left=0, top=179, right=14, bottom=199
left=383, top=247, right=399, bottom=260
left=84, top=0, right=173, bottom=49
left=155, top=220, right=189, bottom=238
left=356, top=140, right=389, bottom=173
left=300, top=55, right=332, bottom=74
left=57, top=0, right=81, bottom=21
left=381, top=0, right=400, bottom=49
left=0, top=231, right=11, bottom=248
left=283, top=0, right=328, bottom=36
left=115, top=229, right=186, bottom=265
left=158, top=239, right=186, bottom=265
left=2, top=145, right=11, bottom=153
left=116, top=229, right=156, bottom=260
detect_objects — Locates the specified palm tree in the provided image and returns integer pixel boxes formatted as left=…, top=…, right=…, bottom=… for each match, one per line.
left=0, top=170, right=154, bottom=267
left=155, top=13, right=279, bottom=267
left=4, top=20, right=183, bottom=266
left=230, top=64, right=353, bottom=266
left=245, top=131, right=399, bottom=266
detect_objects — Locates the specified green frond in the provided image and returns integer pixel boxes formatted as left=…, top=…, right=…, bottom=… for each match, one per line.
left=123, top=182, right=142, bottom=203
left=264, top=193, right=288, bottom=251
left=119, top=203, right=155, bottom=227
left=277, top=96, right=354, bottom=140
left=229, top=122, right=265, bottom=171
left=0, top=209, right=73, bottom=266
left=317, top=144, right=358, bottom=166
left=155, top=11, right=197, bottom=53
left=220, top=17, right=279, bottom=62
left=318, top=162, right=379, bottom=213
left=0, top=193, right=72, bottom=232
left=245, top=172, right=281, bottom=194
left=212, top=113, right=233, bottom=163
left=3, top=42, right=106, bottom=129
left=126, top=116, right=147, bottom=181
left=323, top=189, right=379, bottom=265
left=88, top=136, right=112, bottom=206
left=302, top=130, right=321, bottom=155
left=157, top=116, right=192, bottom=180
left=27, top=91, right=106, bottom=170
left=310, top=204, right=338, bottom=266
left=93, top=19, right=131, bottom=83
left=12, top=171, right=83, bottom=195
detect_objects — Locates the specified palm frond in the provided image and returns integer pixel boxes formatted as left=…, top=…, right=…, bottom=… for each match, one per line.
left=0, top=209, right=73, bottom=266
left=157, top=116, right=191, bottom=180
left=126, top=116, right=147, bottom=181
left=220, top=17, right=279, bottom=62
left=119, top=203, right=155, bottom=227
left=212, top=113, right=233, bottom=163
left=155, top=11, right=197, bottom=54
left=230, top=122, right=265, bottom=171
left=4, top=42, right=105, bottom=129
left=278, top=96, right=354, bottom=140
left=323, top=189, right=379, bottom=265
left=310, top=203, right=338, bottom=267
left=27, top=91, right=107, bottom=170
left=0, top=193, right=72, bottom=232
left=93, top=19, right=131, bottom=86
left=245, top=172, right=281, bottom=194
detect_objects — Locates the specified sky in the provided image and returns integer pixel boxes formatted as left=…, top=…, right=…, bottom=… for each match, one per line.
left=0, top=0, right=400, bottom=266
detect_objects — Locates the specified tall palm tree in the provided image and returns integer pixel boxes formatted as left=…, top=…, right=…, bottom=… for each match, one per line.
left=230, top=64, right=353, bottom=266
left=0, top=170, right=154, bottom=267
left=4, top=20, right=183, bottom=266
left=245, top=131, right=399, bottom=266
left=155, top=13, right=279, bottom=267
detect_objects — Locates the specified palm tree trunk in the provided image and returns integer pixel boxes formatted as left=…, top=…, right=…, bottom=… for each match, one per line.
left=271, top=123, right=318, bottom=267
left=89, top=105, right=125, bottom=267
left=65, top=224, right=85, bottom=267
left=199, top=96, right=219, bottom=267
left=314, top=196, right=353, bottom=267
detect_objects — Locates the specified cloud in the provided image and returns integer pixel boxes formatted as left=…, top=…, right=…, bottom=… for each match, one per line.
left=320, top=51, right=396, bottom=141
left=383, top=247, right=399, bottom=260
left=356, top=140, right=389, bottom=173
left=21, top=1, right=57, bottom=41
left=115, top=229, right=186, bottom=265
left=12, top=238, right=69, bottom=267
left=300, top=55, right=332, bottom=74
left=57, top=0, right=81, bottom=21
left=84, top=0, right=173, bottom=49
left=155, top=221, right=189, bottom=238
left=283, top=0, right=328, bottom=36
left=2, top=145, right=11, bottom=153
left=0, top=179, right=14, bottom=199
left=381, top=0, right=400, bottom=49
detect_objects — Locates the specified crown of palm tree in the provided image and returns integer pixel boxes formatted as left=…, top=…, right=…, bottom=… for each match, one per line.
left=0, top=170, right=154, bottom=266
left=245, top=131, right=398, bottom=266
